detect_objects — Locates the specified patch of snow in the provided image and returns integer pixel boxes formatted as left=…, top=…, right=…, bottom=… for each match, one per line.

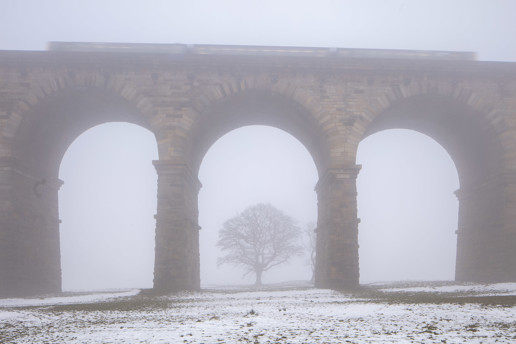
left=0, top=311, right=25, bottom=321
left=1, top=285, right=515, bottom=343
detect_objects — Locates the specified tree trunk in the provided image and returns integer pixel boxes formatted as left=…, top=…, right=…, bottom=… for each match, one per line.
left=254, top=269, right=263, bottom=286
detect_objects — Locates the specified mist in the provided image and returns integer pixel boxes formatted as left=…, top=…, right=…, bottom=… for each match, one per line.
left=59, top=123, right=158, bottom=290
left=199, top=126, right=318, bottom=286
left=357, top=130, right=459, bottom=283
left=2, top=0, right=515, bottom=290
left=60, top=124, right=459, bottom=289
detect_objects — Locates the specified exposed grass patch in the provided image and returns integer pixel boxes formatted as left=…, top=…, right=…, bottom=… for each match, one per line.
left=44, top=295, right=184, bottom=312
left=351, top=289, right=516, bottom=305
left=347, top=282, right=516, bottom=306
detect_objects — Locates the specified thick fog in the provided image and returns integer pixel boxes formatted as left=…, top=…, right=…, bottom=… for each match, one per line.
left=357, top=130, right=459, bottom=282
left=2, top=0, right=516, bottom=290
left=199, top=127, right=318, bottom=286
left=59, top=124, right=158, bottom=290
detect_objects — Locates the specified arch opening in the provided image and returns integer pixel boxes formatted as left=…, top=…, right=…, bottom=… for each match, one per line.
left=15, top=87, right=151, bottom=177
left=198, top=125, right=318, bottom=287
left=363, top=94, right=502, bottom=187
left=358, top=94, right=505, bottom=284
left=59, top=122, right=158, bottom=291
left=6, top=88, right=157, bottom=295
left=357, top=129, right=459, bottom=283
left=189, top=90, right=329, bottom=176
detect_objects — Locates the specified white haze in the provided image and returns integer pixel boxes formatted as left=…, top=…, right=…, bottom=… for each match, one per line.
left=59, top=124, right=158, bottom=290
left=357, top=130, right=459, bottom=283
left=1, top=0, right=515, bottom=290
left=199, top=126, right=318, bottom=286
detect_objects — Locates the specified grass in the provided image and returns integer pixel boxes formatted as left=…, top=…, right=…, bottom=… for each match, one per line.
left=350, top=281, right=516, bottom=305
left=36, top=281, right=516, bottom=312
left=2, top=283, right=516, bottom=343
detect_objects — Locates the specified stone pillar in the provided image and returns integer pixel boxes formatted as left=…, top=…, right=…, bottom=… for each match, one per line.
left=0, top=158, right=63, bottom=297
left=153, top=160, right=201, bottom=293
left=314, top=165, right=361, bottom=289
left=455, top=171, right=516, bottom=282
left=0, top=158, right=16, bottom=298
left=499, top=170, right=516, bottom=282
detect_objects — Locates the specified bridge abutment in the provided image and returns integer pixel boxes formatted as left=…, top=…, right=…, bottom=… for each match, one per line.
left=0, top=159, right=62, bottom=297
left=314, top=166, right=361, bottom=289
left=455, top=170, right=516, bottom=282
left=152, top=161, right=201, bottom=293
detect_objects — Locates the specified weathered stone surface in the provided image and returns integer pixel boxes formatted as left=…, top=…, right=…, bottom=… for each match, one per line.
left=0, top=44, right=515, bottom=297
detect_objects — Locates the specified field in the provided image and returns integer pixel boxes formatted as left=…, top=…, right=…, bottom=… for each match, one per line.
left=1, top=282, right=516, bottom=343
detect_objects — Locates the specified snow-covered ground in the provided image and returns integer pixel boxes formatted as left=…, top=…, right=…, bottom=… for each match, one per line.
left=1, top=282, right=515, bottom=343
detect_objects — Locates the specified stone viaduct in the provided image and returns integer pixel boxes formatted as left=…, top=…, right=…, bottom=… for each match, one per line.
left=1, top=43, right=516, bottom=297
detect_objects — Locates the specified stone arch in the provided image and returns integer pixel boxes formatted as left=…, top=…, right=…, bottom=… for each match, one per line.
left=188, top=88, right=330, bottom=175
left=2, top=84, right=158, bottom=297
left=152, top=87, right=333, bottom=292
left=18, top=89, right=152, bottom=174
left=5, top=72, right=156, bottom=143
left=355, top=88, right=508, bottom=283
left=362, top=94, right=503, bottom=186
left=10, top=73, right=158, bottom=170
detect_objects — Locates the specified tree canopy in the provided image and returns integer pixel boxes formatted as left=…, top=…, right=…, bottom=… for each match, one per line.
left=217, top=203, right=303, bottom=286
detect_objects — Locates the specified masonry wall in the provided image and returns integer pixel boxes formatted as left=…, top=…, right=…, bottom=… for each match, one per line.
left=0, top=49, right=515, bottom=296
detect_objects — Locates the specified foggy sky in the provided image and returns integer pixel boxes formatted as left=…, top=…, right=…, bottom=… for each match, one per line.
left=2, top=0, right=516, bottom=290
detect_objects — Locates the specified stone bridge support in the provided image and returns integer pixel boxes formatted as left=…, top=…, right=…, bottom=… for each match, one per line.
left=1, top=43, right=515, bottom=297
left=0, top=158, right=62, bottom=297
left=153, top=161, right=201, bottom=293
left=314, top=166, right=361, bottom=289
left=501, top=171, right=516, bottom=281
left=455, top=170, right=516, bottom=282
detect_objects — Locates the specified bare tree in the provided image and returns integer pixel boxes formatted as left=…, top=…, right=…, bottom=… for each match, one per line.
left=304, top=222, right=317, bottom=282
left=217, top=203, right=303, bottom=286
